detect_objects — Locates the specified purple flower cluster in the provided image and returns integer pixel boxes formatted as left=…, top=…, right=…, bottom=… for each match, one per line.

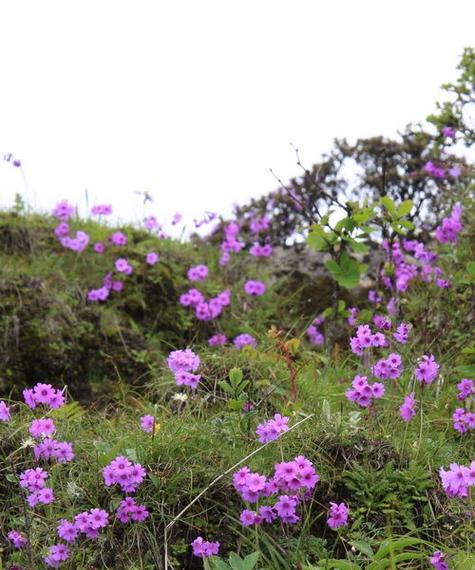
left=167, top=348, right=201, bottom=389
left=250, top=242, right=272, bottom=257
left=373, top=314, right=392, bottom=330
left=307, top=316, right=325, bottom=346
left=33, top=438, right=74, bottom=463
left=256, top=413, right=289, bottom=443
left=249, top=215, right=270, bottom=234
left=103, top=456, right=146, bottom=493
left=429, top=550, right=449, bottom=570
left=439, top=462, right=475, bottom=498
left=110, top=231, right=128, bottom=246
left=457, top=378, right=474, bottom=401
left=346, top=375, right=385, bottom=408
left=140, top=414, right=155, bottom=433
left=372, top=353, right=403, bottom=380
left=191, top=536, right=220, bottom=558
left=350, top=325, right=387, bottom=355
left=59, top=508, right=109, bottom=541
left=59, top=230, right=90, bottom=253
left=220, top=222, right=245, bottom=266
left=52, top=200, right=75, bottom=222
left=208, top=333, right=228, bottom=347
left=146, top=252, right=159, bottom=265
left=327, top=502, right=349, bottom=529
left=399, top=392, right=417, bottom=422
left=23, top=383, right=65, bottom=410
left=233, top=456, right=319, bottom=526
left=435, top=203, right=463, bottom=245
left=393, top=322, right=411, bottom=344
left=244, top=279, right=266, bottom=296
left=91, top=204, right=113, bottom=216
left=414, top=354, right=439, bottom=385
left=233, top=333, right=257, bottom=350
left=44, top=543, right=71, bottom=567
left=180, top=288, right=231, bottom=321
left=0, top=400, right=11, bottom=422
left=187, top=264, right=209, bottom=281
left=347, top=307, right=359, bottom=326
left=19, top=467, right=55, bottom=507
left=7, top=530, right=28, bottom=549
left=452, top=408, right=475, bottom=434
left=117, top=497, right=149, bottom=523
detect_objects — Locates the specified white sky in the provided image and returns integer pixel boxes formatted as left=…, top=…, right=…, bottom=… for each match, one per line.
left=0, top=0, right=473, bottom=230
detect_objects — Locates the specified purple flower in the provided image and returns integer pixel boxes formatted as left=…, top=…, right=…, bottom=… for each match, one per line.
left=146, top=252, right=159, bottom=265
left=414, top=354, right=439, bottom=385
left=140, top=414, right=156, bottom=433
left=244, top=280, right=266, bottom=296
left=7, top=530, right=27, bottom=549
left=208, top=333, right=228, bottom=346
left=110, top=231, right=128, bottom=246
left=250, top=242, right=273, bottom=257
left=457, top=378, right=474, bottom=401
left=327, top=502, right=349, bottom=529
left=57, top=519, right=79, bottom=543
left=44, top=543, right=70, bottom=567
left=399, top=392, right=417, bottom=422
left=115, top=258, right=133, bottom=275
left=103, top=456, right=146, bottom=493
left=256, top=413, right=289, bottom=443
left=52, top=200, right=75, bottom=221
left=187, top=265, right=209, bottom=281
left=191, top=536, right=220, bottom=557
left=93, top=242, right=105, bottom=253
left=429, top=550, right=449, bottom=570
left=435, top=203, right=463, bottom=245
left=144, top=215, right=160, bottom=230
left=240, top=509, right=259, bottom=526
left=91, top=204, right=113, bottom=216
left=442, top=126, right=456, bottom=138
left=167, top=349, right=200, bottom=373
left=233, top=334, right=257, bottom=350
left=54, top=222, right=70, bottom=238
left=172, top=212, right=182, bottom=225
left=0, top=401, right=11, bottom=422
left=439, top=461, right=475, bottom=498
left=393, top=322, right=410, bottom=344
left=117, top=497, right=150, bottom=523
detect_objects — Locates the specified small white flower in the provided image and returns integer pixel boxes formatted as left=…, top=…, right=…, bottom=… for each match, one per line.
left=172, top=392, right=188, bottom=402
left=19, top=438, right=35, bottom=449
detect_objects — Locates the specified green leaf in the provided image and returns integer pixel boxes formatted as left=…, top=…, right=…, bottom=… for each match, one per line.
left=229, top=368, right=243, bottom=385
left=350, top=540, right=374, bottom=559
left=397, top=199, right=413, bottom=217
left=380, top=196, right=396, bottom=216
left=456, top=364, right=475, bottom=376
left=325, top=253, right=365, bottom=288
left=242, top=552, right=260, bottom=570
left=308, top=232, right=329, bottom=251
left=373, top=537, right=423, bottom=560
left=349, top=240, right=369, bottom=254
left=219, top=381, right=234, bottom=395
left=318, top=560, right=361, bottom=570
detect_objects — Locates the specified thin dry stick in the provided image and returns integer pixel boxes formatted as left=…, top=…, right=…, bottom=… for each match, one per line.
left=163, top=413, right=315, bottom=568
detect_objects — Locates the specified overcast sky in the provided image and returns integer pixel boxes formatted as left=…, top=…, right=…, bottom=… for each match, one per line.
left=0, top=1, right=473, bottom=230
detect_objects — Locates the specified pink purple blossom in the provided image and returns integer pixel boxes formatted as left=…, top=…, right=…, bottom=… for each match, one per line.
left=414, top=354, right=439, bottom=385
left=191, top=536, right=220, bottom=558
left=327, top=502, right=349, bottom=529
left=0, top=401, right=11, bottom=422
left=233, top=334, right=257, bottom=350
left=399, top=392, right=417, bottom=422
left=256, top=413, right=289, bottom=443
left=244, top=280, right=266, bottom=296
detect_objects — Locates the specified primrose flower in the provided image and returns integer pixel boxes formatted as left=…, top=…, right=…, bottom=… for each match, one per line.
left=57, top=519, right=79, bottom=543
left=109, top=231, right=128, bottom=246
left=0, top=401, right=11, bottom=422
left=250, top=242, right=273, bottom=257
left=399, top=393, right=417, bottom=422
left=208, top=333, right=228, bottom=346
left=256, top=413, right=289, bottom=443
left=117, top=497, right=150, bottom=523
left=144, top=215, right=160, bottom=230
left=191, top=536, right=220, bottom=558
left=115, top=258, right=133, bottom=275
left=187, top=264, right=209, bottom=281
left=327, top=502, right=349, bottom=529
left=93, top=242, right=105, bottom=253
left=439, top=461, right=475, bottom=498
left=457, top=379, right=475, bottom=401
left=52, top=200, right=75, bottom=221
left=233, top=334, right=257, bottom=350
left=91, top=204, right=113, bottom=216
left=414, top=354, right=439, bottom=385
left=167, top=349, right=200, bottom=373
left=7, top=530, right=28, bottom=549
left=102, top=456, right=146, bottom=493
left=44, top=543, right=70, bottom=567
left=146, top=252, right=159, bottom=265
left=346, top=375, right=385, bottom=408
left=244, top=280, right=266, bottom=296
left=435, top=203, right=463, bottom=245
left=140, top=414, right=156, bottom=433
left=393, top=322, right=410, bottom=344
left=429, top=550, right=449, bottom=570
left=452, top=408, right=475, bottom=433
left=29, top=418, right=56, bottom=438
